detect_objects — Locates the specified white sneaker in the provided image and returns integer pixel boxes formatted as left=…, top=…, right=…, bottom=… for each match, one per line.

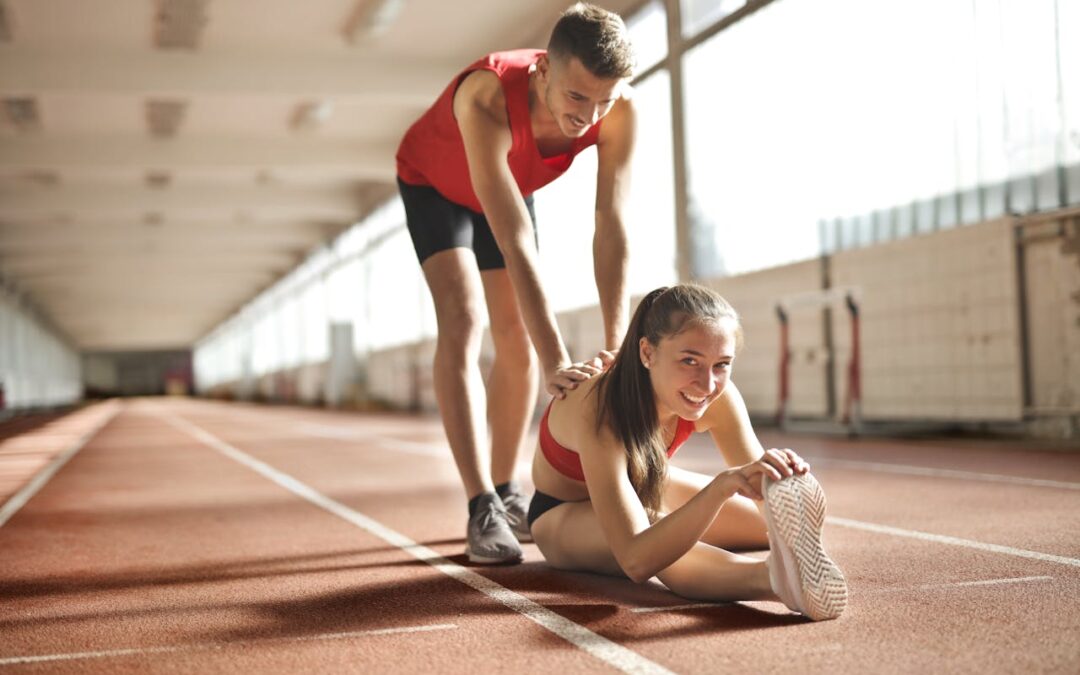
left=761, top=472, right=848, bottom=621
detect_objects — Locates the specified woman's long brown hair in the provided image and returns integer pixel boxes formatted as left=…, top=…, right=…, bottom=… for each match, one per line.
left=594, top=284, right=740, bottom=520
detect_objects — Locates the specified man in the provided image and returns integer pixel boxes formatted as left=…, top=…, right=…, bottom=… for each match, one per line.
left=395, top=3, right=636, bottom=564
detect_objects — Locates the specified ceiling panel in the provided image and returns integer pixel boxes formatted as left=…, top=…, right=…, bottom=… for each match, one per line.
left=6, top=0, right=152, bottom=48
left=36, top=94, right=144, bottom=134
left=0, top=0, right=643, bottom=351
left=181, top=95, right=295, bottom=135
left=201, top=0, right=357, bottom=51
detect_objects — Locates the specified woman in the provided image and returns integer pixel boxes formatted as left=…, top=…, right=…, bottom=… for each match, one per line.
left=528, top=284, right=848, bottom=620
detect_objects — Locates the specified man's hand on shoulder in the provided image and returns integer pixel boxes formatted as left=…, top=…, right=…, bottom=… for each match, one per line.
left=546, top=359, right=605, bottom=399
left=545, top=348, right=619, bottom=398
left=596, top=349, right=618, bottom=370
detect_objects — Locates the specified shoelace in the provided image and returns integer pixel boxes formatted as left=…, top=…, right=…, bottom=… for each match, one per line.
left=474, top=501, right=507, bottom=534
left=501, top=492, right=526, bottom=512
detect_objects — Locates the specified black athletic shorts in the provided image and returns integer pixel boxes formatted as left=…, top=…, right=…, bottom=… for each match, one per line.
left=527, top=489, right=566, bottom=528
left=397, top=177, right=537, bottom=271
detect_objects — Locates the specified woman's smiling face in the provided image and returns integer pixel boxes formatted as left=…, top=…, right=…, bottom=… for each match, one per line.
left=639, top=317, right=738, bottom=421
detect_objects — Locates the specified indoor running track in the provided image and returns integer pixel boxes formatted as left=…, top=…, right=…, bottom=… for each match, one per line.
left=1, top=398, right=1078, bottom=673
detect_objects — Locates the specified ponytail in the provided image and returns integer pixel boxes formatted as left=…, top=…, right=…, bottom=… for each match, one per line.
left=595, top=287, right=670, bottom=520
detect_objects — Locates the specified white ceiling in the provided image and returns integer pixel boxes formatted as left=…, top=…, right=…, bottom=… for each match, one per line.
left=0, top=0, right=638, bottom=351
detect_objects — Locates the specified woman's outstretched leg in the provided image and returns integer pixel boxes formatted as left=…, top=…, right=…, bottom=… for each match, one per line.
left=663, top=466, right=768, bottom=550
left=531, top=499, right=777, bottom=602
left=533, top=475, right=846, bottom=618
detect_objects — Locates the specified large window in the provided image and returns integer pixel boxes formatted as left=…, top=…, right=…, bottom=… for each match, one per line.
left=681, top=0, right=746, bottom=38
left=0, top=288, right=80, bottom=409
left=1064, top=0, right=1080, bottom=192
left=625, top=0, right=667, bottom=72
left=196, top=0, right=1080, bottom=390
left=683, top=0, right=1079, bottom=274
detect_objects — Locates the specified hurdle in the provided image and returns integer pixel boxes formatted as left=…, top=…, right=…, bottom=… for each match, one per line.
left=775, top=287, right=862, bottom=435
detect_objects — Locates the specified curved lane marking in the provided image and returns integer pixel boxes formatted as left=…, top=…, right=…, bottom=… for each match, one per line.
left=828, top=517, right=1080, bottom=568
left=0, top=401, right=122, bottom=529
left=160, top=411, right=675, bottom=675
left=810, top=458, right=1080, bottom=491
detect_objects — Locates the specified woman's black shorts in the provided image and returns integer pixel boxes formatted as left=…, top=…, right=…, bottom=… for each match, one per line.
left=526, top=489, right=567, bottom=528
left=397, top=177, right=537, bottom=271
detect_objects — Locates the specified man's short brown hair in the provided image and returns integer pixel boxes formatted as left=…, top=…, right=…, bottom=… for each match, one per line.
left=547, top=3, right=635, bottom=79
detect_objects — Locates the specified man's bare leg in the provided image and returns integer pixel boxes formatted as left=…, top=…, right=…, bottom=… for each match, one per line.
left=422, top=249, right=521, bottom=563
left=481, top=269, right=539, bottom=541
left=422, top=249, right=489, bottom=498
left=480, top=269, right=539, bottom=485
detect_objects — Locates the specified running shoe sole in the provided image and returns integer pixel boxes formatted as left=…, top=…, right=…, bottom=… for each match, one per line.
left=762, top=472, right=848, bottom=621
left=467, top=549, right=523, bottom=565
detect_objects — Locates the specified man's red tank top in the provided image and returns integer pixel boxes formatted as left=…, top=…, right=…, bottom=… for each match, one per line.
left=539, top=401, right=696, bottom=482
left=395, top=49, right=603, bottom=213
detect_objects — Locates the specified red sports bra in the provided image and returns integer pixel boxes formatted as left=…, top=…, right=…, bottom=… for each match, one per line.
left=539, top=402, right=696, bottom=482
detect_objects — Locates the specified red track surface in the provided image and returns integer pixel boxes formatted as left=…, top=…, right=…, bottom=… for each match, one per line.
left=1, top=398, right=1078, bottom=673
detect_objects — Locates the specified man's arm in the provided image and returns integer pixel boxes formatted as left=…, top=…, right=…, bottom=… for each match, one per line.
left=593, top=96, right=636, bottom=350
left=454, top=71, right=597, bottom=396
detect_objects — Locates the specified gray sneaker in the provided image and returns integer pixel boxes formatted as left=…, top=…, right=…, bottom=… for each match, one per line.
left=501, top=490, right=533, bottom=543
left=467, top=493, right=523, bottom=564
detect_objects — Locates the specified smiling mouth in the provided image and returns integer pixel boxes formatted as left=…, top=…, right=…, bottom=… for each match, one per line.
left=680, top=391, right=708, bottom=406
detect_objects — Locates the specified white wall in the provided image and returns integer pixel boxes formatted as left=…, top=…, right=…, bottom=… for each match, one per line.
left=832, top=217, right=1023, bottom=421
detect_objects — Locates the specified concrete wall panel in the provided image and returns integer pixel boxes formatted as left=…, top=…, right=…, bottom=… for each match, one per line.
left=832, top=217, right=1023, bottom=421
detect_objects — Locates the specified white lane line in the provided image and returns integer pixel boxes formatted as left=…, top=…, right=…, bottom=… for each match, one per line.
left=828, top=517, right=1080, bottom=568
left=810, top=458, right=1080, bottom=491
left=299, top=424, right=447, bottom=458
left=0, top=401, right=122, bottom=529
left=867, top=576, right=1054, bottom=594
left=0, top=624, right=457, bottom=666
left=914, top=575, right=1053, bottom=590
left=630, top=603, right=724, bottom=613
left=159, top=412, right=674, bottom=675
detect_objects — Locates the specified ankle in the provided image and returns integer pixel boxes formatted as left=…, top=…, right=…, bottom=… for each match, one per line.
left=494, top=481, right=520, bottom=500
left=468, top=491, right=499, bottom=518
left=758, top=559, right=782, bottom=602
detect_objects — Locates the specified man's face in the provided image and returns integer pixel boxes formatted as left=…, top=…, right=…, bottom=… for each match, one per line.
left=540, top=55, right=625, bottom=138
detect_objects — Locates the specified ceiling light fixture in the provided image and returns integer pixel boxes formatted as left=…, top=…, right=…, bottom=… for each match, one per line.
left=0, top=2, right=13, bottom=42
left=342, top=0, right=406, bottom=44
left=145, top=99, right=188, bottom=138
left=145, top=170, right=172, bottom=188
left=154, top=0, right=209, bottom=50
left=2, top=97, right=41, bottom=132
left=22, top=170, right=59, bottom=187
left=290, top=101, right=334, bottom=132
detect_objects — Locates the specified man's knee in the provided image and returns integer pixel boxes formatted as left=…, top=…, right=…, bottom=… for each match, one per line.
left=435, top=301, right=485, bottom=354
left=490, top=318, right=536, bottom=368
